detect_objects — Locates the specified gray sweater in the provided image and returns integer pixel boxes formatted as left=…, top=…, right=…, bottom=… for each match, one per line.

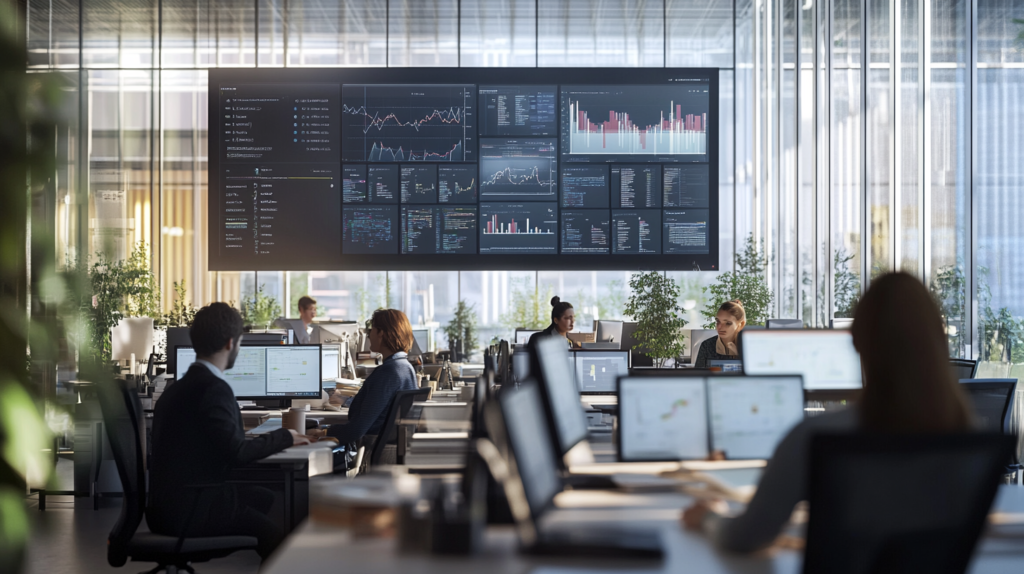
left=702, top=408, right=860, bottom=552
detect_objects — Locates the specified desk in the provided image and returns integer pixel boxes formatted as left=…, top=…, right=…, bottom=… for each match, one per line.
left=263, top=483, right=1024, bottom=573
left=240, top=408, right=348, bottom=431
left=230, top=442, right=336, bottom=533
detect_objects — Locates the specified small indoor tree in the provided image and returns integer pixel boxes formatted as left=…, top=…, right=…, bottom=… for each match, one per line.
left=701, top=234, right=774, bottom=327
left=162, top=280, right=198, bottom=327
left=240, top=285, right=281, bottom=329
left=624, top=271, right=688, bottom=368
left=443, top=299, right=479, bottom=361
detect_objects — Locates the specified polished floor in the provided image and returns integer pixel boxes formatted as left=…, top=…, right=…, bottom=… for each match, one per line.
left=23, top=459, right=262, bottom=574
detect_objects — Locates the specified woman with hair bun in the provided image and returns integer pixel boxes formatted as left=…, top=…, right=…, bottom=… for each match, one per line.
left=527, top=296, right=578, bottom=350
left=694, top=299, right=746, bottom=368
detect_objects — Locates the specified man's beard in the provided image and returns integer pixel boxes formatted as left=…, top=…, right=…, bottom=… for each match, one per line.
left=225, top=339, right=242, bottom=370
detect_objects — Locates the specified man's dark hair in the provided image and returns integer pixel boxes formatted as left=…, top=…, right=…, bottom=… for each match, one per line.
left=190, top=302, right=244, bottom=357
left=298, top=296, right=317, bottom=311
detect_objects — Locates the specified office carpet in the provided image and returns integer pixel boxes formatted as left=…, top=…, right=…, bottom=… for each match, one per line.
left=22, top=459, right=263, bottom=574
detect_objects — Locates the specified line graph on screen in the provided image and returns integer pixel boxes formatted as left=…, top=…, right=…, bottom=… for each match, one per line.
left=342, top=84, right=475, bottom=162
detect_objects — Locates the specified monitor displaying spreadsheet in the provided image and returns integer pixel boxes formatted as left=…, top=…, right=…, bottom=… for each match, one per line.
left=173, top=344, right=321, bottom=398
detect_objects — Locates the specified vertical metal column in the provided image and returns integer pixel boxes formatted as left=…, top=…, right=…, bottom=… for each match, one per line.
left=860, top=0, right=870, bottom=291
left=918, top=0, right=929, bottom=282
left=967, top=0, right=978, bottom=358
left=892, top=0, right=901, bottom=271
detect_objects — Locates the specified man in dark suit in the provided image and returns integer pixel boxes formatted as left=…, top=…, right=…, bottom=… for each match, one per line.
left=148, top=302, right=308, bottom=560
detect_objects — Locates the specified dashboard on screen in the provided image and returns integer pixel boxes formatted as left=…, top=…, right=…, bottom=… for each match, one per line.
left=209, top=68, right=718, bottom=271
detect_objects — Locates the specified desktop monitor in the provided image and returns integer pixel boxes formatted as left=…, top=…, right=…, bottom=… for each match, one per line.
left=959, top=379, right=1017, bottom=433
left=688, top=329, right=718, bottom=362
left=595, top=320, right=624, bottom=344
left=166, top=327, right=192, bottom=375
left=708, top=359, right=743, bottom=372
left=706, top=375, right=805, bottom=459
left=111, top=317, right=154, bottom=362
left=741, top=330, right=862, bottom=390
left=515, top=329, right=541, bottom=346
left=273, top=318, right=309, bottom=344
left=533, top=335, right=591, bottom=459
left=312, top=322, right=361, bottom=345
left=574, top=351, right=629, bottom=393
left=412, top=328, right=430, bottom=353
left=617, top=376, right=709, bottom=462
left=321, top=344, right=341, bottom=381
left=766, top=319, right=803, bottom=329
left=512, top=350, right=531, bottom=382
left=620, top=321, right=654, bottom=368
left=173, top=344, right=321, bottom=398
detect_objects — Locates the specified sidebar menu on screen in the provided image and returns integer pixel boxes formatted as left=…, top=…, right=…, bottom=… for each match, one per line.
left=217, top=83, right=341, bottom=269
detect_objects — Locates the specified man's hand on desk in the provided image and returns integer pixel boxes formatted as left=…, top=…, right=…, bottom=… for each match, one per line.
left=682, top=499, right=730, bottom=530
left=287, top=429, right=314, bottom=445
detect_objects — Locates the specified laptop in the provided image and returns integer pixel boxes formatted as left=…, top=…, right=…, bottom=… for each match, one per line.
left=708, top=359, right=743, bottom=372
left=483, top=382, right=664, bottom=559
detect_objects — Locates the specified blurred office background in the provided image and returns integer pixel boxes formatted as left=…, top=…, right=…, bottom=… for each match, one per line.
left=22, top=0, right=1024, bottom=368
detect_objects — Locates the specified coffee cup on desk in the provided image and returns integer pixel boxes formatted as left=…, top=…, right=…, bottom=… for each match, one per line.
left=282, top=407, right=306, bottom=434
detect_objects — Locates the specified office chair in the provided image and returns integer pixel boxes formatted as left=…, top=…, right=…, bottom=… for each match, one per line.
left=950, top=358, right=978, bottom=380
left=97, top=379, right=257, bottom=573
left=960, top=378, right=1021, bottom=482
left=766, top=318, right=803, bottom=329
left=803, top=433, right=1013, bottom=574
left=368, top=387, right=431, bottom=467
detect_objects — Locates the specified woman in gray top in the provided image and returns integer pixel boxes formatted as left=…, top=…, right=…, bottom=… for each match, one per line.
left=683, top=272, right=973, bottom=553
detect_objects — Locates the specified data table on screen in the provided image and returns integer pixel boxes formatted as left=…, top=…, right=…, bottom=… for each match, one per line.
left=400, top=165, right=439, bottom=204
left=343, top=205, right=399, bottom=254
left=478, top=86, right=558, bottom=137
left=612, top=210, right=662, bottom=254
left=560, top=165, right=610, bottom=208
left=561, top=210, right=611, bottom=254
left=663, top=210, right=710, bottom=254
left=266, top=347, right=321, bottom=396
left=612, top=165, right=662, bottom=209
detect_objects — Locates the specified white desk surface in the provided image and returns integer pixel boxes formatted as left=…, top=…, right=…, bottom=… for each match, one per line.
left=264, top=482, right=1024, bottom=574
left=255, top=442, right=335, bottom=477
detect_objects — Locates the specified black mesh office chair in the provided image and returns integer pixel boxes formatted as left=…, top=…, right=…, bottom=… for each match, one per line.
left=803, top=433, right=1013, bottom=574
left=960, top=378, right=1021, bottom=481
left=368, top=387, right=431, bottom=467
left=951, top=358, right=978, bottom=380
left=97, top=379, right=257, bottom=573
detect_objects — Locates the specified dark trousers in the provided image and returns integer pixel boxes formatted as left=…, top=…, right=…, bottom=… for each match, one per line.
left=151, top=485, right=283, bottom=561
left=214, top=486, right=282, bottom=560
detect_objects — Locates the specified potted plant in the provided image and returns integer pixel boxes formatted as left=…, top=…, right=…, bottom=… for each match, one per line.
left=444, top=300, right=479, bottom=362
left=624, top=271, right=688, bottom=368
left=701, top=234, right=774, bottom=327
left=240, top=285, right=282, bottom=329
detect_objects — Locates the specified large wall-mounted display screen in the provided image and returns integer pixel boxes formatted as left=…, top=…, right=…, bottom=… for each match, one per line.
left=209, top=68, right=718, bottom=271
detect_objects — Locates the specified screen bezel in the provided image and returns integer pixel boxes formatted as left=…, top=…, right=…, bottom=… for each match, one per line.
left=173, top=343, right=323, bottom=399
left=208, top=67, right=720, bottom=271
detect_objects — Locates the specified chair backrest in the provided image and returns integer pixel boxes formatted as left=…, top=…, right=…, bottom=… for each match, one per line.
left=959, top=378, right=1017, bottom=434
left=951, top=359, right=979, bottom=381
left=369, top=387, right=431, bottom=465
left=803, top=433, right=1013, bottom=574
left=766, top=318, right=803, bottom=329
left=96, top=378, right=147, bottom=567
